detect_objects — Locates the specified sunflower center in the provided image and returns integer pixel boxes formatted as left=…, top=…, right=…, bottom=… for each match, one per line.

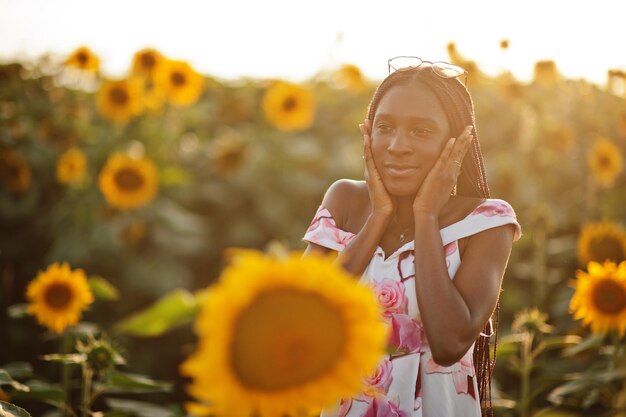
left=109, top=87, right=129, bottom=105
left=282, top=96, right=297, bottom=111
left=113, top=168, right=144, bottom=191
left=231, top=288, right=346, bottom=391
left=592, top=279, right=626, bottom=315
left=77, top=52, right=88, bottom=65
left=44, top=282, right=73, bottom=309
left=590, top=236, right=625, bottom=263
left=598, top=155, right=613, bottom=169
left=140, top=53, right=156, bottom=70
left=171, top=71, right=186, bottom=86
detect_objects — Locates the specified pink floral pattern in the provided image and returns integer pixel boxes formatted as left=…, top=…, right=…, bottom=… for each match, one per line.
left=304, top=200, right=521, bottom=417
left=471, top=199, right=515, bottom=218
left=363, top=358, right=394, bottom=395
left=389, top=314, right=423, bottom=354
left=425, top=349, right=477, bottom=399
left=360, top=396, right=409, bottom=417
left=371, top=278, right=408, bottom=318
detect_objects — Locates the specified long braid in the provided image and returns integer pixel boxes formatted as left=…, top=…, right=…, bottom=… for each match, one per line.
left=367, top=67, right=498, bottom=416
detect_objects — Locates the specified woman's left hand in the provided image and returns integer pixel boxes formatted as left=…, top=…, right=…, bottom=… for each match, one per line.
left=412, top=125, right=474, bottom=216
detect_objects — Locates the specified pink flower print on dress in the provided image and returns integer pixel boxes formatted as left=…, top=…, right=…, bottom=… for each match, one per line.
left=389, top=313, right=423, bottom=354
left=337, top=398, right=353, bottom=417
left=443, top=241, right=458, bottom=269
left=424, top=349, right=477, bottom=399
left=371, top=278, right=408, bottom=319
left=363, top=358, right=393, bottom=396
left=305, top=208, right=355, bottom=248
left=360, top=395, right=409, bottom=417
left=472, top=200, right=515, bottom=218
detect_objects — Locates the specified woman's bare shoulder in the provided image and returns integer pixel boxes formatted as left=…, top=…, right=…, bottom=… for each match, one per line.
left=320, top=179, right=368, bottom=230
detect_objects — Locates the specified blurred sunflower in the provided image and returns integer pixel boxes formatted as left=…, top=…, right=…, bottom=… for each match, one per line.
left=577, top=220, right=626, bottom=266
left=533, top=60, right=560, bottom=86
left=499, top=39, right=510, bottom=50
left=98, top=152, right=158, bottom=210
left=65, top=46, right=100, bottom=72
left=153, top=59, right=204, bottom=107
left=0, top=147, right=32, bottom=193
left=334, top=64, right=367, bottom=93
left=511, top=307, right=554, bottom=334
left=209, top=130, right=249, bottom=176
left=180, top=250, right=387, bottom=417
left=26, top=262, right=94, bottom=333
left=131, top=48, right=165, bottom=80
left=56, top=147, right=87, bottom=185
left=570, top=261, right=626, bottom=336
left=587, top=137, right=623, bottom=187
left=96, top=78, right=145, bottom=123
left=262, top=81, right=315, bottom=132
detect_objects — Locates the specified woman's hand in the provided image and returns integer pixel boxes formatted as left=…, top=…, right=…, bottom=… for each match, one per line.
left=413, top=125, right=474, bottom=216
left=360, top=119, right=395, bottom=219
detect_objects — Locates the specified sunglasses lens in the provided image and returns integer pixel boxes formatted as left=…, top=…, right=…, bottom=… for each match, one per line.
left=432, top=62, right=465, bottom=78
left=389, top=56, right=423, bottom=72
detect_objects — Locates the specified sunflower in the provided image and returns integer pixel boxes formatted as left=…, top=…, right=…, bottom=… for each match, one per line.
left=0, top=147, right=31, bottom=193
left=262, top=81, right=315, bottom=132
left=587, top=137, right=623, bottom=187
left=96, top=77, right=145, bottom=123
left=98, top=152, right=158, bottom=210
left=577, top=220, right=626, bottom=266
left=533, top=60, right=560, bottom=86
left=180, top=250, right=388, bottom=417
left=56, top=147, right=87, bottom=185
left=334, top=64, right=367, bottom=93
left=26, top=262, right=94, bottom=333
left=131, top=48, right=165, bottom=80
left=153, top=59, right=204, bottom=107
left=65, top=46, right=100, bottom=72
left=570, top=261, right=626, bottom=336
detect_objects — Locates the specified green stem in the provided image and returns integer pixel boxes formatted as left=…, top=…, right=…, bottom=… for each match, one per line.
left=61, top=331, right=72, bottom=417
left=81, top=364, right=93, bottom=417
left=519, top=331, right=534, bottom=417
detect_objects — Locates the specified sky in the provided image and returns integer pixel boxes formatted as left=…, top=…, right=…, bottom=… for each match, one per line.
left=0, top=0, right=624, bottom=86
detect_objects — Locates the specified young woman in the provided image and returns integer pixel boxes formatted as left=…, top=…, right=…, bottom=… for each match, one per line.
left=303, top=57, right=521, bottom=417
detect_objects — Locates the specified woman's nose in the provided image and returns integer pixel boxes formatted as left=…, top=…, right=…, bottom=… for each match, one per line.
left=387, top=132, right=412, bottom=154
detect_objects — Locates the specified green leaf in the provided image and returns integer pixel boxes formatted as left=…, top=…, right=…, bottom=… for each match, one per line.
left=0, top=401, right=32, bottom=417
left=104, top=398, right=177, bottom=417
left=7, top=303, right=29, bottom=319
left=0, top=370, right=30, bottom=392
left=40, top=353, right=86, bottom=365
left=114, top=289, right=202, bottom=337
left=102, top=371, right=172, bottom=394
left=11, top=380, right=64, bottom=406
left=0, top=362, right=33, bottom=379
left=88, top=275, right=119, bottom=301
left=562, top=333, right=603, bottom=357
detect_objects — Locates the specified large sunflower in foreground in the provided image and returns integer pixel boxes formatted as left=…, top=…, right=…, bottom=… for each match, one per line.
left=577, top=220, right=626, bottom=266
left=587, top=137, right=623, bottom=187
left=153, top=59, right=204, bottom=107
left=570, top=261, right=626, bottom=336
left=26, top=262, right=94, bottom=333
left=96, top=78, right=145, bottom=123
left=65, top=46, right=100, bottom=72
left=180, top=250, right=388, bottom=417
left=56, top=147, right=87, bottom=184
left=98, top=152, right=158, bottom=210
left=262, top=81, right=315, bottom=132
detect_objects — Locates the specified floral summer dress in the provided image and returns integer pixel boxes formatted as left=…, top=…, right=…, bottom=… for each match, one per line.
left=302, top=198, right=522, bottom=417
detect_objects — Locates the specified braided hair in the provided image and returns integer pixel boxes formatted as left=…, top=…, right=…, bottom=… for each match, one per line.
left=366, top=66, right=497, bottom=417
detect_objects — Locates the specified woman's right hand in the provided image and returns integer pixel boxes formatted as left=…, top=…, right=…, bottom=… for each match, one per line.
left=360, top=119, right=395, bottom=219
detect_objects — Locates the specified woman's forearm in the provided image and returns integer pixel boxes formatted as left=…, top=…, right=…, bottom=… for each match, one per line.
left=335, top=213, right=390, bottom=277
left=412, top=212, right=474, bottom=364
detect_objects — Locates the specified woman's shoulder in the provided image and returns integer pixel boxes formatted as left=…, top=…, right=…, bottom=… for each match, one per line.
left=320, top=179, right=369, bottom=230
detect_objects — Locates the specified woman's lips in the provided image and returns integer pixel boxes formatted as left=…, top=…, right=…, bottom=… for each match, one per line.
left=385, top=165, right=418, bottom=177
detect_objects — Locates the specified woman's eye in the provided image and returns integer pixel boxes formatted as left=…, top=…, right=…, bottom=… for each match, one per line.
left=411, top=128, right=431, bottom=136
left=376, top=124, right=392, bottom=133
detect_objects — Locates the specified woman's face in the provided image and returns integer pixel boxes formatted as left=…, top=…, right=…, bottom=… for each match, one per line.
left=371, top=83, right=452, bottom=197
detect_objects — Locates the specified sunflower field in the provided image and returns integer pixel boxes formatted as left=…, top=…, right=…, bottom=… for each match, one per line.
left=1, top=43, right=626, bottom=417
